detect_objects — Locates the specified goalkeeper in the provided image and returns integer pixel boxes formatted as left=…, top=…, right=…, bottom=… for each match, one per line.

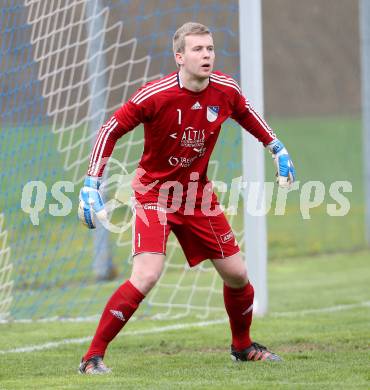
left=78, top=22, right=295, bottom=374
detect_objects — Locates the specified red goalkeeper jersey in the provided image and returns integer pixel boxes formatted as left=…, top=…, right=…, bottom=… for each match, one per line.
left=87, top=71, right=276, bottom=206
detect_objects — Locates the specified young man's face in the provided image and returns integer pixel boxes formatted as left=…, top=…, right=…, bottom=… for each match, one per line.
left=176, top=34, right=215, bottom=79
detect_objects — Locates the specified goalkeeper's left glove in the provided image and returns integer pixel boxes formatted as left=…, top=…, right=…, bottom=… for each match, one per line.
left=267, top=139, right=296, bottom=188
left=78, top=176, right=107, bottom=229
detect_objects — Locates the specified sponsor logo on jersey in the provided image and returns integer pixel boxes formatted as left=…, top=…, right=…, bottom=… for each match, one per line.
left=220, top=230, right=234, bottom=243
left=143, top=203, right=166, bottom=213
left=168, top=155, right=198, bottom=168
left=168, top=156, right=179, bottom=166
left=207, top=106, right=219, bottom=122
left=191, top=101, right=202, bottom=110
left=110, top=309, right=125, bottom=321
left=181, top=126, right=205, bottom=148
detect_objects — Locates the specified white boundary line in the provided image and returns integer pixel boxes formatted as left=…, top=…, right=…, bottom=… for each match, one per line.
left=270, top=301, right=370, bottom=317
left=0, top=301, right=369, bottom=355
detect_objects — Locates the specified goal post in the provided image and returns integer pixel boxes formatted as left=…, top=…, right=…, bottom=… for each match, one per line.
left=360, top=0, right=370, bottom=246
left=239, top=0, right=268, bottom=316
left=85, top=0, right=114, bottom=280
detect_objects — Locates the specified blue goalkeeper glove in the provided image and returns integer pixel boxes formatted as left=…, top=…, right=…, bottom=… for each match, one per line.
left=267, top=139, right=296, bottom=188
left=78, top=176, right=107, bottom=229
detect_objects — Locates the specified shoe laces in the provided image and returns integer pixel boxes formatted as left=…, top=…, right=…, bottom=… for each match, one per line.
left=250, top=342, right=268, bottom=352
left=84, top=356, right=106, bottom=371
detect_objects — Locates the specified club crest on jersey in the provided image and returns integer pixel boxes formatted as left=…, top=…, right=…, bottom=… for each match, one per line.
left=207, top=106, right=219, bottom=122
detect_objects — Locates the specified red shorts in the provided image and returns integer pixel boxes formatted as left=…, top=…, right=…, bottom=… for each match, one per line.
left=132, top=201, right=240, bottom=267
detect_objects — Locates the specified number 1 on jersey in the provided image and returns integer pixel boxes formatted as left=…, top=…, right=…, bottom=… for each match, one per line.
left=177, top=109, right=182, bottom=125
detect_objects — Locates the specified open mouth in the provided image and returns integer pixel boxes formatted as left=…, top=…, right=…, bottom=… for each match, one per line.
left=201, top=64, right=211, bottom=70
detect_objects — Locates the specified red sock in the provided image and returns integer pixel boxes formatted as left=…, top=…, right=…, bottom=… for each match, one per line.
left=223, top=282, right=254, bottom=351
left=84, top=280, right=145, bottom=360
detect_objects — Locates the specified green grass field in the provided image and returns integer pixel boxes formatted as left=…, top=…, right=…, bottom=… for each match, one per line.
left=0, top=249, right=369, bottom=389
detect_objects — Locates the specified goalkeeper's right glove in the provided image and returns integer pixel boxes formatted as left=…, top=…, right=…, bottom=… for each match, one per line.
left=267, top=139, right=296, bottom=189
left=78, top=176, right=107, bottom=229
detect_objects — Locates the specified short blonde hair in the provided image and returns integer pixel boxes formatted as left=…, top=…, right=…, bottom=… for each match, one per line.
left=172, top=22, right=212, bottom=57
